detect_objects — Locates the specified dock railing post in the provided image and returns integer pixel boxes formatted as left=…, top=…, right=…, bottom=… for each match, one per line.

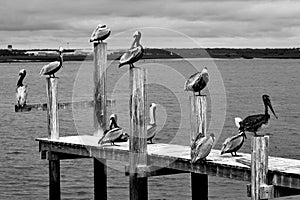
left=189, top=95, right=208, bottom=200
left=46, top=77, right=59, bottom=139
left=251, top=136, right=274, bottom=200
left=93, top=42, right=108, bottom=200
left=93, top=42, right=107, bottom=137
left=129, top=67, right=148, bottom=200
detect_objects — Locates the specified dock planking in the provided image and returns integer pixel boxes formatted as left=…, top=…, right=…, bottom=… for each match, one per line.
left=36, top=135, right=300, bottom=190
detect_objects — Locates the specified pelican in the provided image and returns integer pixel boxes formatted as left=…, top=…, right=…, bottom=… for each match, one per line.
left=184, top=67, right=209, bottom=96
left=98, top=114, right=129, bottom=145
left=40, top=47, right=64, bottom=77
left=119, top=31, right=143, bottom=68
left=220, top=130, right=247, bottom=156
left=90, top=24, right=111, bottom=43
left=147, top=103, right=157, bottom=144
left=235, top=94, right=278, bottom=136
left=16, top=69, right=27, bottom=108
left=191, top=133, right=215, bottom=164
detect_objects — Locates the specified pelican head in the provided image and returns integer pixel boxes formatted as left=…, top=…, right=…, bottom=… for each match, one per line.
left=58, top=46, right=64, bottom=53
left=262, top=94, right=278, bottom=119
left=133, top=31, right=141, bottom=38
left=19, top=69, right=26, bottom=76
left=202, top=67, right=208, bottom=74
left=109, top=114, right=118, bottom=129
left=149, top=103, right=157, bottom=125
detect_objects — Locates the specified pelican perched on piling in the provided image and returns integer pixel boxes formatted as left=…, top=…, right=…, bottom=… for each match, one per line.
left=191, top=133, right=215, bottom=163
left=220, top=130, right=247, bottom=156
left=147, top=103, right=157, bottom=144
left=235, top=94, right=278, bottom=136
left=98, top=114, right=129, bottom=145
left=16, top=69, right=27, bottom=108
left=40, top=47, right=64, bottom=77
left=184, top=67, right=209, bottom=96
left=119, top=31, right=143, bottom=68
left=90, top=24, right=111, bottom=43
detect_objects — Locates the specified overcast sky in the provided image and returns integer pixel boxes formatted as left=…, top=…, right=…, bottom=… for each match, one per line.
left=1, top=0, right=300, bottom=49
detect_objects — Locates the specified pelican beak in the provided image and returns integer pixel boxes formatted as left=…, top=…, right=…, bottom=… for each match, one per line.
left=109, top=119, right=114, bottom=129
left=267, top=99, right=278, bottom=119
left=242, top=131, right=247, bottom=139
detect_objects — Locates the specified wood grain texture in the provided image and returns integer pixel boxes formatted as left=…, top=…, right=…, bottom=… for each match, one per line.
left=129, top=67, right=148, bottom=200
left=251, top=136, right=273, bottom=200
left=37, top=135, right=300, bottom=190
left=190, top=95, right=207, bottom=142
left=94, top=42, right=107, bottom=137
left=46, top=78, right=59, bottom=139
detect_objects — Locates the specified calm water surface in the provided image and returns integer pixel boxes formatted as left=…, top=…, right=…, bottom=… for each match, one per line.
left=0, top=58, right=299, bottom=199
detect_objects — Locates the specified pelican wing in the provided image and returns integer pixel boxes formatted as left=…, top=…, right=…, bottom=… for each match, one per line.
left=221, top=134, right=244, bottom=154
left=191, top=136, right=213, bottom=163
left=40, top=61, right=60, bottom=75
left=16, top=85, right=27, bottom=106
left=240, top=114, right=268, bottom=131
left=147, top=124, right=157, bottom=140
left=98, top=128, right=123, bottom=144
left=119, top=46, right=143, bottom=65
left=184, top=72, right=202, bottom=91
left=90, top=28, right=110, bottom=42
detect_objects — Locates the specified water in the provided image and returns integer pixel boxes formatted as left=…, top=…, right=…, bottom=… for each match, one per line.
left=0, top=58, right=299, bottom=199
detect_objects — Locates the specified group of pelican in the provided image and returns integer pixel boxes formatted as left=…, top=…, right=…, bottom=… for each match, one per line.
left=16, top=24, right=278, bottom=164
left=98, top=103, right=157, bottom=145
left=185, top=66, right=278, bottom=163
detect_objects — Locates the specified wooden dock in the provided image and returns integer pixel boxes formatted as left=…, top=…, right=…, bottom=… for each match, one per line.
left=16, top=41, right=300, bottom=199
left=37, top=135, right=300, bottom=189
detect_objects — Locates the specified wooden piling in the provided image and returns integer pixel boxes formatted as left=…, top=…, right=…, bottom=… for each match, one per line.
left=94, top=158, right=107, bottom=200
left=46, top=77, right=59, bottom=139
left=189, top=95, right=208, bottom=200
left=129, top=67, right=148, bottom=200
left=48, top=152, right=60, bottom=200
left=93, top=42, right=107, bottom=137
left=251, top=136, right=274, bottom=200
left=189, top=95, right=207, bottom=141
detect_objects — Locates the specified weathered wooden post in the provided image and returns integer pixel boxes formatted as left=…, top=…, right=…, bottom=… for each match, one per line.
left=46, top=77, right=59, bottom=139
left=129, top=67, right=148, bottom=200
left=189, top=95, right=208, bottom=200
left=46, top=77, right=61, bottom=199
left=93, top=42, right=108, bottom=200
left=93, top=42, right=107, bottom=137
left=251, top=136, right=274, bottom=200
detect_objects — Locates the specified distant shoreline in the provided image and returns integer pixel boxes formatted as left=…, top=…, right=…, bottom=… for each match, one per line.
left=1, top=47, right=300, bottom=63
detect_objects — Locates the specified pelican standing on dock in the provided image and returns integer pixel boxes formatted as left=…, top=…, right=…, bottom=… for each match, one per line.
left=147, top=103, right=157, bottom=144
left=184, top=67, right=209, bottom=96
left=16, top=69, right=27, bottom=108
left=90, top=24, right=111, bottom=43
left=98, top=114, right=129, bottom=145
left=119, top=31, right=143, bottom=68
left=191, top=133, right=215, bottom=163
left=235, top=94, right=278, bottom=136
left=40, top=47, right=64, bottom=77
left=220, top=130, right=247, bottom=156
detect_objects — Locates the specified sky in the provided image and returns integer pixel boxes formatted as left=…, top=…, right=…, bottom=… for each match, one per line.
left=1, top=0, right=300, bottom=49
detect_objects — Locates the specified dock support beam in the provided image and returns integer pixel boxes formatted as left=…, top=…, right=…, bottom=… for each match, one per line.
left=190, top=95, right=208, bottom=200
left=129, top=67, right=148, bottom=200
left=94, top=158, right=107, bottom=200
left=46, top=77, right=59, bottom=139
left=251, top=136, right=274, bottom=200
left=93, top=42, right=107, bottom=137
left=48, top=152, right=60, bottom=200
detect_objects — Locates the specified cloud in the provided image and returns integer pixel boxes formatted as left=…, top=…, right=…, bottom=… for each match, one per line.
left=1, top=0, right=300, bottom=48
